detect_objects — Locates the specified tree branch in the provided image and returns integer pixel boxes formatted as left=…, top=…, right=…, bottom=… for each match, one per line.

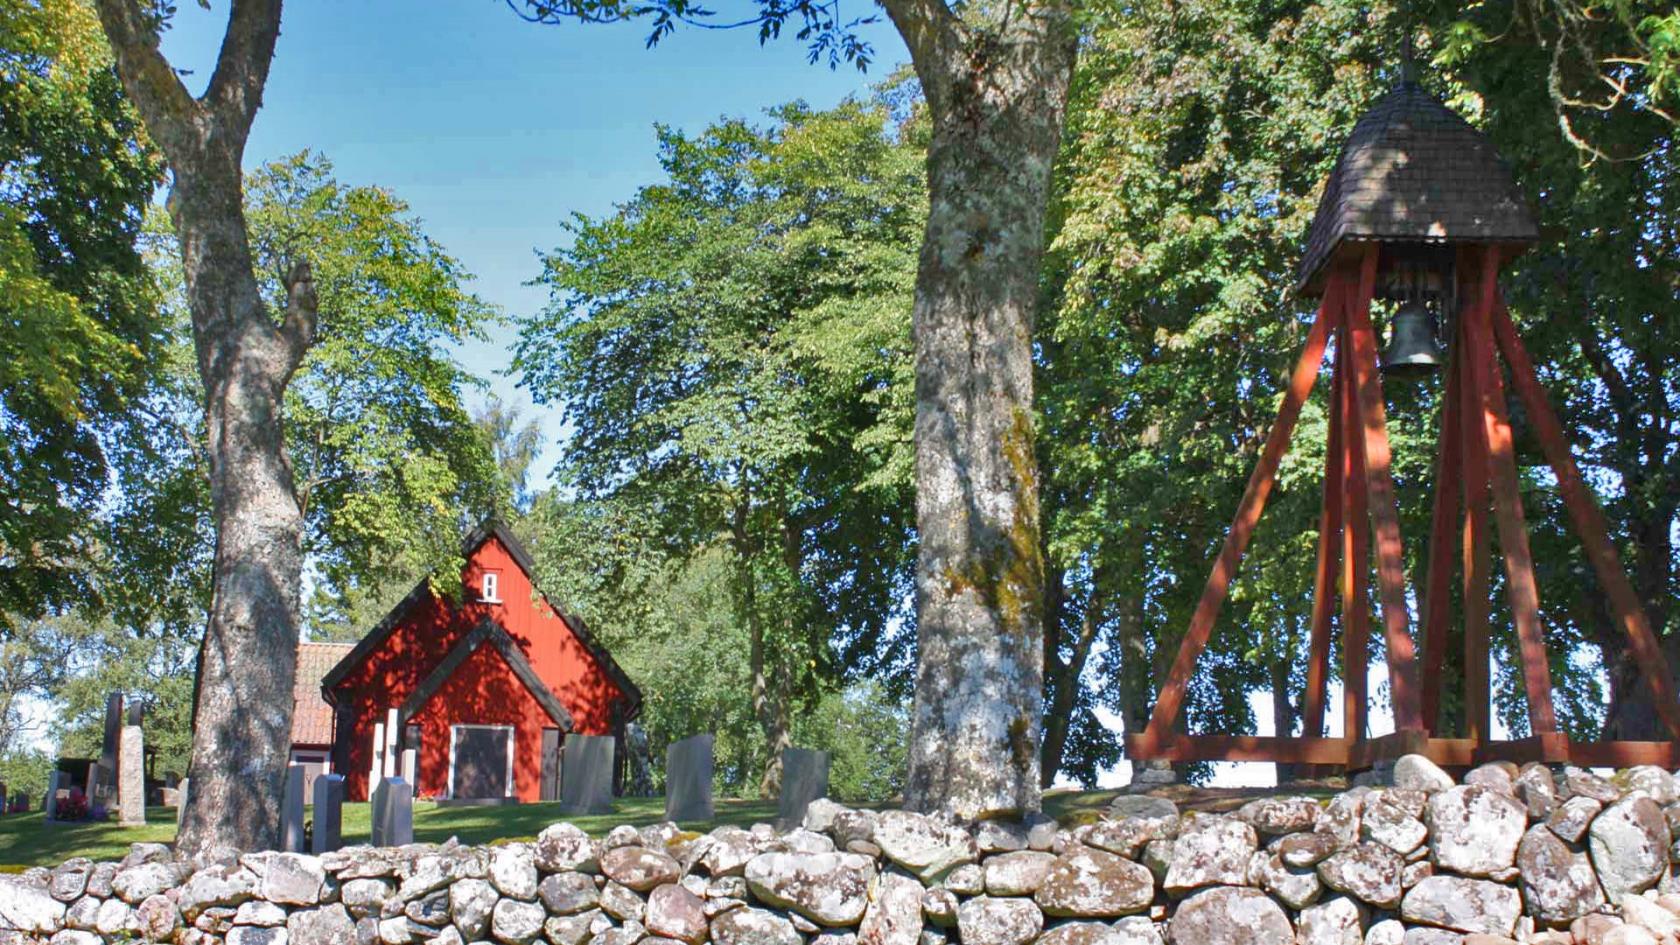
left=279, top=259, right=318, bottom=371
left=89, top=0, right=202, bottom=159
left=205, top=0, right=285, bottom=137
left=877, top=0, right=960, bottom=105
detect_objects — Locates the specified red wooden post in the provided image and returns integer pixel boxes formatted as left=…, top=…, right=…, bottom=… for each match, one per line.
left=1339, top=302, right=1372, bottom=745
left=1490, top=301, right=1680, bottom=741
left=1302, top=338, right=1347, bottom=743
left=1457, top=263, right=1493, bottom=746
left=1419, top=329, right=1464, bottom=731
left=1134, top=291, right=1338, bottom=752
left=1464, top=250, right=1559, bottom=735
left=1340, top=249, right=1424, bottom=732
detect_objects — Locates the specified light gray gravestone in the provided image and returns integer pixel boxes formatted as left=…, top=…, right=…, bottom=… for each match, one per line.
left=775, top=747, right=830, bottom=829
left=175, top=777, right=190, bottom=832
left=43, top=771, right=61, bottom=820
left=370, top=721, right=386, bottom=793
left=282, top=763, right=306, bottom=851
left=117, top=725, right=146, bottom=826
left=371, top=776, right=413, bottom=848
left=559, top=734, right=615, bottom=815
left=312, top=774, right=345, bottom=854
left=400, top=748, right=417, bottom=788
left=664, top=734, right=714, bottom=822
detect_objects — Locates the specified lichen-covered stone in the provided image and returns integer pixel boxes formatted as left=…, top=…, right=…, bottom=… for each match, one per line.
left=1317, top=842, right=1403, bottom=909
left=536, top=823, right=601, bottom=873
left=1516, top=765, right=1559, bottom=820
left=982, top=851, right=1056, bottom=896
left=1563, top=768, right=1620, bottom=804
left=955, top=895, right=1043, bottom=945
left=1589, top=796, right=1669, bottom=899
left=539, top=871, right=600, bottom=915
left=1280, top=831, right=1342, bottom=868
left=1297, top=896, right=1365, bottom=945
left=112, top=861, right=178, bottom=904
left=261, top=853, right=325, bottom=906
left=1393, top=755, right=1455, bottom=793
left=745, top=852, right=873, bottom=926
left=1033, top=846, right=1153, bottom=918
left=647, top=883, right=709, bottom=944
left=288, top=903, right=355, bottom=945
left=859, top=870, right=923, bottom=945
left=1163, top=815, right=1255, bottom=893
left=1234, top=796, right=1321, bottom=835
left=1362, top=797, right=1428, bottom=856
left=1516, top=825, right=1603, bottom=924
left=601, top=846, right=682, bottom=892
left=702, top=827, right=763, bottom=877
left=1400, top=875, right=1521, bottom=936
left=1425, top=786, right=1526, bottom=877
left=873, top=812, right=977, bottom=881
left=445, top=877, right=497, bottom=939
left=1248, top=851, right=1321, bottom=910
left=921, top=887, right=957, bottom=928
left=711, top=907, right=805, bottom=945
left=491, top=897, right=546, bottom=943
left=1548, top=796, right=1603, bottom=844
left=1083, top=817, right=1175, bottom=859
left=1163, top=886, right=1292, bottom=945
left=0, top=873, right=66, bottom=935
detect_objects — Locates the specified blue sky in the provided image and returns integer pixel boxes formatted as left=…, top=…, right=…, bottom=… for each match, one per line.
left=159, top=1, right=908, bottom=474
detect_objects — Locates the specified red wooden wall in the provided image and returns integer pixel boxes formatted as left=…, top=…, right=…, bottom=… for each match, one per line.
left=330, top=536, right=628, bottom=802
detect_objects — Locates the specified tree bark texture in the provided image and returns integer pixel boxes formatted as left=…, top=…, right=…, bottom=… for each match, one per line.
left=883, top=0, right=1076, bottom=817
left=92, top=0, right=314, bottom=853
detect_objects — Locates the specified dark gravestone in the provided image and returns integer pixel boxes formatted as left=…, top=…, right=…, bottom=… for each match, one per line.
left=371, top=776, right=413, bottom=848
left=312, top=774, right=345, bottom=854
left=664, top=734, right=714, bottom=823
left=559, top=734, right=615, bottom=815
left=282, top=764, right=306, bottom=851
left=776, top=747, right=830, bottom=829
left=95, top=693, right=123, bottom=804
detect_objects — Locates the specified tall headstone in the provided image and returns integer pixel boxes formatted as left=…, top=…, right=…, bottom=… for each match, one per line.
left=383, top=709, right=400, bottom=779
left=282, top=763, right=306, bottom=852
left=371, top=776, right=413, bottom=848
left=99, top=694, right=123, bottom=770
left=664, top=734, right=714, bottom=822
left=400, top=748, right=417, bottom=788
left=43, top=771, right=61, bottom=821
left=117, top=725, right=146, bottom=826
left=312, top=774, right=345, bottom=854
left=175, top=778, right=190, bottom=833
left=370, top=721, right=386, bottom=793
left=775, top=747, right=830, bottom=829
left=559, top=734, right=615, bottom=815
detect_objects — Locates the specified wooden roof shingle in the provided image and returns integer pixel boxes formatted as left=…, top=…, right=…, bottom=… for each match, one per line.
left=1297, top=81, right=1538, bottom=296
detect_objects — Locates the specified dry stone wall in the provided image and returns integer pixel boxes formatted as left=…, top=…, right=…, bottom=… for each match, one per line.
left=5, top=757, right=1680, bottom=945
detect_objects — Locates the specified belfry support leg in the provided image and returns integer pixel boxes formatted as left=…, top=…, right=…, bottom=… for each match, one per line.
left=1340, top=317, right=1372, bottom=747
left=1458, top=272, right=1494, bottom=747
left=1130, top=282, right=1340, bottom=756
left=1490, top=301, right=1680, bottom=741
left=1302, top=346, right=1346, bottom=744
left=1420, top=338, right=1464, bottom=731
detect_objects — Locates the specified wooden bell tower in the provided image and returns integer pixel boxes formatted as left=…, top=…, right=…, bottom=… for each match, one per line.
left=1124, top=78, right=1680, bottom=772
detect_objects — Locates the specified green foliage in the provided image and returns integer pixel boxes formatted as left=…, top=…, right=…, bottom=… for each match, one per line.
left=516, top=95, right=920, bottom=792
left=0, top=0, right=162, bottom=627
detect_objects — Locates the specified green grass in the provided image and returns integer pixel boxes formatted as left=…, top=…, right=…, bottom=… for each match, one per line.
left=0, top=787, right=1138, bottom=870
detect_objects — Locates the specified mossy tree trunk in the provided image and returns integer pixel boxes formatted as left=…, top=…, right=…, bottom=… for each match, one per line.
left=882, top=0, right=1076, bottom=818
left=92, top=0, right=314, bottom=853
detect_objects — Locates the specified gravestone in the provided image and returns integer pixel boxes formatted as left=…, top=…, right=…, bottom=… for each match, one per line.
left=370, top=721, right=386, bottom=793
left=371, top=776, right=413, bottom=847
left=775, top=747, right=830, bottom=829
left=84, top=762, right=104, bottom=809
left=383, top=709, right=400, bottom=779
left=559, top=734, right=615, bottom=815
left=282, top=764, right=306, bottom=851
left=664, top=734, right=714, bottom=822
left=400, top=748, right=417, bottom=788
left=313, top=774, right=345, bottom=854
left=43, top=772, right=61, bottom=820
left=175, top=778, right=190, bottom=832
left=118, top=725, right=146, bottom=826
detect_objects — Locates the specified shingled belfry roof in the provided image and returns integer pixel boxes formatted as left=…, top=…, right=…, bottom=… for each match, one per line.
left=1296, top=81, right=1538, bottom=296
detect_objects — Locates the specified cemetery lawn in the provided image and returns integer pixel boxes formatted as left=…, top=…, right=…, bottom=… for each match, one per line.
left=0, top=789, right=1133, bottom=870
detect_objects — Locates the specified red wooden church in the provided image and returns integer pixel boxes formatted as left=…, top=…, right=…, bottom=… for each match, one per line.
left=300, top=522, right=642, bottom=803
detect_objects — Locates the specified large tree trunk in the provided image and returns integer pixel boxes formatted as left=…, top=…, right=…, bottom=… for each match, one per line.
left=92, top=0, right=314, bottom=853
left=883, top=0, right=1077, bottom=819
